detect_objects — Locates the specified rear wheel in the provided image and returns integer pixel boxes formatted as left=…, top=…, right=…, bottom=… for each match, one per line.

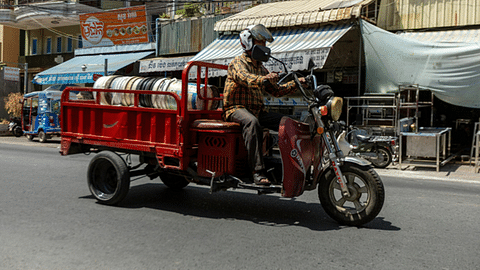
left=159, top=172, right=189, bottom=190
left=13, top=126, right=23, bottom=137
left=370, top=147, right=392, bottom=168
left=38, top=131, right=47, bottom=143
left=87, top=151, right=130, bottom=205
left=318, top=162, right=385, bottom=226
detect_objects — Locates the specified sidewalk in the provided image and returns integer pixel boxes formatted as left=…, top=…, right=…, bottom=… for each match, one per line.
left=376, top=161, right=480, bottom=184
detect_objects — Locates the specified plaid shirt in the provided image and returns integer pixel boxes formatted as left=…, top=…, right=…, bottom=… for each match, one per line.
left=222, top=52, right=297, bottom=120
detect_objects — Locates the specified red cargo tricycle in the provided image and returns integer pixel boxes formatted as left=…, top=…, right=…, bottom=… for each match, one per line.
left=60, top=45, right=384, bottom=226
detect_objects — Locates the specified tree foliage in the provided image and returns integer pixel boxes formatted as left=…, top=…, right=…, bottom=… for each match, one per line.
left=4, top=92, right=22, bottom=117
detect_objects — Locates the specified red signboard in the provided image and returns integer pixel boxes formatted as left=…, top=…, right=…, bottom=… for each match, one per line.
left=80, top=6, right=149, bottom=48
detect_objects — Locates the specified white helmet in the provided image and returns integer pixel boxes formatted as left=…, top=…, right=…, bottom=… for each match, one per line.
left=239, top=24, right=274, bottom=51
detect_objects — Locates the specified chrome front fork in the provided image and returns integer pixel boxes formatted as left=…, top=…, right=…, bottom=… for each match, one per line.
left=322, top=130, right=351, bottom=198
left=311, top=109, right=351, bottom=197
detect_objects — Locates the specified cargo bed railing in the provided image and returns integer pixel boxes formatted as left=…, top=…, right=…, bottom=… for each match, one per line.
left=60, top=61, right=228, bottom=171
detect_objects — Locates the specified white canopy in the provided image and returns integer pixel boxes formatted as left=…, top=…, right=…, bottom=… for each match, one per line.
left=361, top=19, right=480, bottom=108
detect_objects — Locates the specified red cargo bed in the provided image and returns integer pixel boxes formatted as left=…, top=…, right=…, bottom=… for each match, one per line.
left=60, top=61, right=227, bottom=171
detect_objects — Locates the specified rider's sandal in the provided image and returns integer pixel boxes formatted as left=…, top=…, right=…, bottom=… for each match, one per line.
left=253, top=172, right=271, bottom=186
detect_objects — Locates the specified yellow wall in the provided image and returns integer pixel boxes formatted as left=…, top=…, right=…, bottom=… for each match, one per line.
left=378, top=0, right=480, bottom=30
left=0, top=26, right=20, bottom=65
left=28, top=25, right=81, bottom=56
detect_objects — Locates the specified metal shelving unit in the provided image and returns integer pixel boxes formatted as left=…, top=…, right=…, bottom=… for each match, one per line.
left=345, top=85, right=434, bottom=135
left=397, top=85, right=435, bottom=130
left=345, top=94, right=397, bottom=135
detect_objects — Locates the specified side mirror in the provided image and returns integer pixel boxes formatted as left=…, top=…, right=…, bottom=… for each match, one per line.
left=251, top=45, right=271, bottom=62
left=308, top=58, right=316, bottom=70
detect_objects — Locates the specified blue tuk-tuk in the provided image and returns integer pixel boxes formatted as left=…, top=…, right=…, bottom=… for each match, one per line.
left=22, top=90, right=62, bottom=143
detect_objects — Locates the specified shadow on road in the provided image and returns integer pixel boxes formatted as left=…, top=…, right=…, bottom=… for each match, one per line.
left=81, top=183, right=400, bottom=232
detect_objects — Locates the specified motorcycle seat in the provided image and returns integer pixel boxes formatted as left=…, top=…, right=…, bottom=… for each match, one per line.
left=356, top=134, right=372, bottom=142
left=191, top=119, right=241, bottom=130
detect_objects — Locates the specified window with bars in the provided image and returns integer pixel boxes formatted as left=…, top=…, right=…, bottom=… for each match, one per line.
left=56, top=36, right=62, bottom=53
left=46, top=37, right=52, bottom=54
left=78, top=34, right=83, bottom=49
left=32, top=38, right=37, bottom=55
left=67, top=36, right=73, bottom=52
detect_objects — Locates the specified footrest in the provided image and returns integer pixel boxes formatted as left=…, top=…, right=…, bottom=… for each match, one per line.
left=238, top=183, right=282, bottom=194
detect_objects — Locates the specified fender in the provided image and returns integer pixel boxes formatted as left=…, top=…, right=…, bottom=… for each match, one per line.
left=316, top=158, right=372, bottom=186
left=343, top=156, right=372, bottom=167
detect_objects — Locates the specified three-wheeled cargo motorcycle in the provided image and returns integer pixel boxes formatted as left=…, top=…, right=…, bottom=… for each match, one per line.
left=60, top=45, right=385, bottom=226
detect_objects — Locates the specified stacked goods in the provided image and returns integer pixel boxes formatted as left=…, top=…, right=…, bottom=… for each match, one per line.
left=93, top=76, right=219, bottom=110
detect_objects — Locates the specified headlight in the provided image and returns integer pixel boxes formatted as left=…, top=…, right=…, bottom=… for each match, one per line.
left=320, top=97, right=343, bottom=121
left=327, top=97, right=343, bottom=121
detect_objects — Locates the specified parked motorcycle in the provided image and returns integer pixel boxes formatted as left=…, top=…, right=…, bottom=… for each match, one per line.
left=8, top=117, right=23, bottom=137
left=337, top=124, right=397, bottom=168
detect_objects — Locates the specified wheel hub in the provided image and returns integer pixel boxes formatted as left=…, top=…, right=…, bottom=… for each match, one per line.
left=345, top=183, right=361, bottom=201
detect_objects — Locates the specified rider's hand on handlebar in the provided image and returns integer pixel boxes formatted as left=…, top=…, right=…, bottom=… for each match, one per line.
left=298, top=77, right=308, bottom=88
left=265, top=72, right=279, bottom=85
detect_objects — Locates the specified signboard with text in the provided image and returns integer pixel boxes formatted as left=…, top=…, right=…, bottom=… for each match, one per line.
left=4, top=67, right=20, bottom=82
left=80, top=6, right=149, bottom=48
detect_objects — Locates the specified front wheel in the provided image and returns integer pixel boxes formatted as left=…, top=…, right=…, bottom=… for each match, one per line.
left=318, top=163, right=385, bottom=226
left=370, top=147, right=392, bottom=168
left=87, top=151, right=130, bottom=205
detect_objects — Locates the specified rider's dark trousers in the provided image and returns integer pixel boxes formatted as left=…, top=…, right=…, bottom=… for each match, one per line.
left=228, top=108, right=285, bottom=172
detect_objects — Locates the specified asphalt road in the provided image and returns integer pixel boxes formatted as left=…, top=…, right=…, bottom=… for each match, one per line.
left=1, top=136, right=480, bottom=269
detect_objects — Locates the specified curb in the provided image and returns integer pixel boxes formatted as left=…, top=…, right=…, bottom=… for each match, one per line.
left=375, top=166, right=480, bottom=184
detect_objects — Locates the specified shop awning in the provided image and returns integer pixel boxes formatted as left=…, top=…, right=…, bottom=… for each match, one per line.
left=33, top=51, right=153, bottom=85
left=189, top=23, right=353, bottom=76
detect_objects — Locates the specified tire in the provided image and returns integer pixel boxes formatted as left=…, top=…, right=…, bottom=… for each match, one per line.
left=159, top=172, right=189, bottom=190
left=26, top=134, right=34, bottom=141
left=13, top=126, right=23, bottom=137
left=318, top=162, right=385, bottom=226
left=38, top=131, right=47, bottom=143
left=370, top=147, right=392, bottom=168
left=87, top=151, right=130, bottom=205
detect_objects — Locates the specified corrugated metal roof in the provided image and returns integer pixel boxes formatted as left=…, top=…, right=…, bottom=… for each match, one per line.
left=158, top=15, right=229, bottom=55
left=398, top=29, right=480, bottom=44
left=214, top=0, right=375, bottom=32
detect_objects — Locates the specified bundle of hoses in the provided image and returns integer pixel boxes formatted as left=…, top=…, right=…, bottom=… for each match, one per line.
left=92, top=75, right=219, bottom=110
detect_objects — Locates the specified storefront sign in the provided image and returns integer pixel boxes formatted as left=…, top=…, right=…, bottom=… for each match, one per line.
left=139, top=57, right=192, bottom=73
left=34, top=72, right=102, bottom=85
left=80, top=6, right=149, bottom=48
left=4, top=67, right=20, bottom=82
